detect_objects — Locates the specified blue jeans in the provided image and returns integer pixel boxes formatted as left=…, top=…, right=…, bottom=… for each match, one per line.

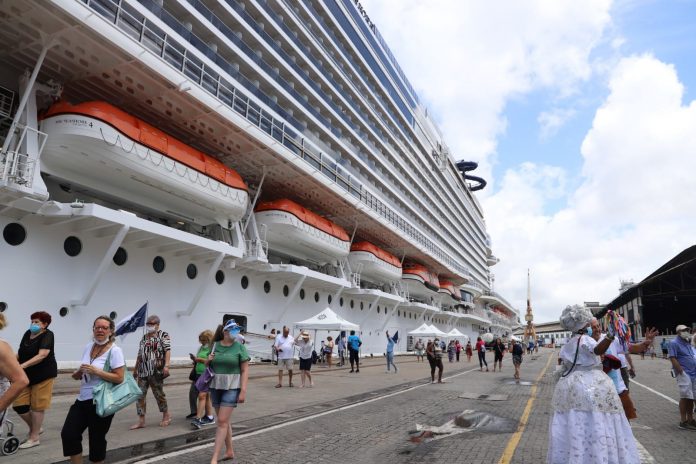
left=386, top=352, right=397, bottom=372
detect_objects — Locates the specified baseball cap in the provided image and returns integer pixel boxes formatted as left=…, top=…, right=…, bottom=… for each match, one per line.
left=676, top=324, right=690, bottom=333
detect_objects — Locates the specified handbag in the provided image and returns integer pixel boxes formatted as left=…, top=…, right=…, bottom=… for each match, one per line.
left=195, top=343, right=216, bottom=393
left=93, top=347, right=142, bottom=418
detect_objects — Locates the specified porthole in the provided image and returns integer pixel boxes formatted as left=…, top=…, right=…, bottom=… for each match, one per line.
left=377, top=306, right=380, bottom=314
left=283, top=285, right=289, bottom=297
left=186, top=264, right=198, bottom=279
left=340, top=297, right=344, bottom=307
left=398, top=310, right=401, bottom=317
left=350, top=300, right=354, bottom=309
left=109, top=311, right=118, bottom=320
left=314, top=292, right=319, bottom=303
left=0, top=302, right=6, bottom=312
left=3, top=223, right=26, bottom=246
left=300, top=289, right=305, bottom=300
left=215, top=270, right=225, bottom=285
left=327, top=295, right=332, bottom=305
left=241, top=276, right=249, bottom=289
left=113, top=247, right=127, bottom=266
left=153, top=256, right=165, bottom=273
left=64, top=236, right=82, bottom=257
left=59, top=307, right=68, bottom=317
left=264, top=281, right=271, bottom=294
left=360, top=302, right=363, bottom=310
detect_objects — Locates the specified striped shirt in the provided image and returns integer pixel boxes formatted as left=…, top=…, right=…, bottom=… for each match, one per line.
left=136, top=330, right=171, bottom=377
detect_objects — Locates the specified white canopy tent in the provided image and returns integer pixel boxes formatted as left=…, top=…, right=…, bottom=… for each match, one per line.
left=292, top=308, right=361, bottom=360
left=408, top=323, right=435, bottom=336
left=293, top=307, right=360, bottom=331
left=427, top=324, right=448, bottom=338
left=446, top=328, right=468, bottom=342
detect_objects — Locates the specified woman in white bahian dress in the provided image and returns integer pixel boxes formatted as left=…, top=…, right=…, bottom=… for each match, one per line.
left=547, top=305, right=639, bottom=464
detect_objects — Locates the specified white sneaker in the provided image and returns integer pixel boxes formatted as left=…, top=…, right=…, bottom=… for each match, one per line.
left=19, top=439, right=40, bottom=449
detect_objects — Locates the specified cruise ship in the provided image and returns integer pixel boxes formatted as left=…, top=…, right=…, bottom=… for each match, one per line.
left=0, top=0, right=518, bottom=365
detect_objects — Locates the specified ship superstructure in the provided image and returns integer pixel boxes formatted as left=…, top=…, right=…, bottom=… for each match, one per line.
left=0, top=0, right=517, bottom=364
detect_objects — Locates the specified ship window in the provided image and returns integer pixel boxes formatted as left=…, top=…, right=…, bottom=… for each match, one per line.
left=59, top=307, right=68, bottom=317
left=0, top=302, right=6, bottom=312
left=215, top=270, right=225, bottom=285
left=340, top=298, right=344, bottom=307
left=377, top=306, right=380, bottom=314
left=109, top=311, right=118, bottom=320
left=241, top=276, right=249, bottom=289
left=360, top=302, right=364, bottom=310
left=113, top=247, right=127, bottom=266
left=187, top=264, right=198, bottom=279
left=283, top=285, right=289, bottom=297
left=398, top=310, right=401, bottom=317
left=264, top=281, right=271, bottom=294
left=153, top=256, right=166, bottom=273
left=314, top=292, right=319, bottom=303
left=300, top=289, right=305, bottom=300
left=328, top=295, right=332, bottom=305
left=350, top=300, right=354, bottom=309
left=3, top=223, right=26, bottom=246
left=64, top=236, right=82, bottom=257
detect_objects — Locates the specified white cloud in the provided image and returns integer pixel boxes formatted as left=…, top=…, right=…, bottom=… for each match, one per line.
left=485, top=55, right=696, bottom=322
left=538, top=108, right=577, bottom=140
left=361, top=0, right=613, bottom=185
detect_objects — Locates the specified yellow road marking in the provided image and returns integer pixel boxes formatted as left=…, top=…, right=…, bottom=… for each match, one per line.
left=498, top=351, right=555, bottom=464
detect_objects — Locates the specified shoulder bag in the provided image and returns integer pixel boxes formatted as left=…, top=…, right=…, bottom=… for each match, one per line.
left=93, top=348, right=142, bottom=417
left=195, top=343, right=216, bottom=393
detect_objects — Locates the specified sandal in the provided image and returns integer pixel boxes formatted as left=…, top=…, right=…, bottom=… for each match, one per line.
left=275, top=384, right=282, bottom=388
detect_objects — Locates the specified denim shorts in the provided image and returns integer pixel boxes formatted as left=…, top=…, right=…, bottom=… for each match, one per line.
left=209, top=388, right=241, bottom=408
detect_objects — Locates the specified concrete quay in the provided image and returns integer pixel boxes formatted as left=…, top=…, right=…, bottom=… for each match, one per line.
left=4, top=350, right=690, bottom=463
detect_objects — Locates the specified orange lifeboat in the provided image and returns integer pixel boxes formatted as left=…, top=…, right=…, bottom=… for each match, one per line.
left=254, top=199, right=350, bottom=264
left=438, top=280, right=461, bottom=302
left=348, top=241, right=402, bottom=283
left=402, top=262, right=439, bottom=300
left=40, top=101, right=248, bottom=226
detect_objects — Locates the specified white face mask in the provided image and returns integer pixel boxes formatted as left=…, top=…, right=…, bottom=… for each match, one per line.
left=93, top=337, right=109, bottom=345
left=146, top=325, right=157, bottom=333
left=680, top=331, right=692, bottom=341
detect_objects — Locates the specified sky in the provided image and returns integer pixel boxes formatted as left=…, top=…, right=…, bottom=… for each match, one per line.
left=361, top=0, right=696, bottom=322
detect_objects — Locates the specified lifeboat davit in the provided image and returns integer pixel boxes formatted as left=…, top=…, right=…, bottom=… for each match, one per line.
left=401, top=262, right=439, bottom=300
left=40, top=101, right=249, bottom=227
left=438, top=280, right=461, bottom=304
left=348, top=241, right=402, bottom=284
left=254, top=199, right=350, bottom=264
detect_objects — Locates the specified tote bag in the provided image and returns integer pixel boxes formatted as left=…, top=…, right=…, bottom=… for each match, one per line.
left=93, top=347, right=142, bottom=417
left=195, top=343, right=216, bottom=393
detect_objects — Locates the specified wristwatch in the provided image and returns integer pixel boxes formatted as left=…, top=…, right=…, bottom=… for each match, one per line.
left=605, top=333, right=615, bottom=341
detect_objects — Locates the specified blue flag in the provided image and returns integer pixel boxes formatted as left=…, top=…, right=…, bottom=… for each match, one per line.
left=392, top=331, right=399, bottom=343
left=115, top=303, right=148, bottom=336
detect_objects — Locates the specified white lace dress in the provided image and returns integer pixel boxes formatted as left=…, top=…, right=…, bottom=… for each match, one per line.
left=547, top=334, right=639, bottom=464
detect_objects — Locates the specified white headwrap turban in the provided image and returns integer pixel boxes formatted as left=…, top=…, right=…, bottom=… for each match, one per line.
left=559, top=305, right=593, bottom=333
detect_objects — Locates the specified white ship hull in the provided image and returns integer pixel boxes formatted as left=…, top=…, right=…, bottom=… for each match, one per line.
left=255, top=210, right=350, bottom=264
left=40, top=115, right=249, bottom=227
left=348, top=250, right=402, bottom=283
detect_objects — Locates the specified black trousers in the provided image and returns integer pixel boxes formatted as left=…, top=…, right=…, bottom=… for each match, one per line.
left=349, top=348, right=359, bottom=368
left=189, top=380, right=199, bottom=415
left=478, top=350, right=488, bottom=368
left=62, top=399, right=115, bottom=462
